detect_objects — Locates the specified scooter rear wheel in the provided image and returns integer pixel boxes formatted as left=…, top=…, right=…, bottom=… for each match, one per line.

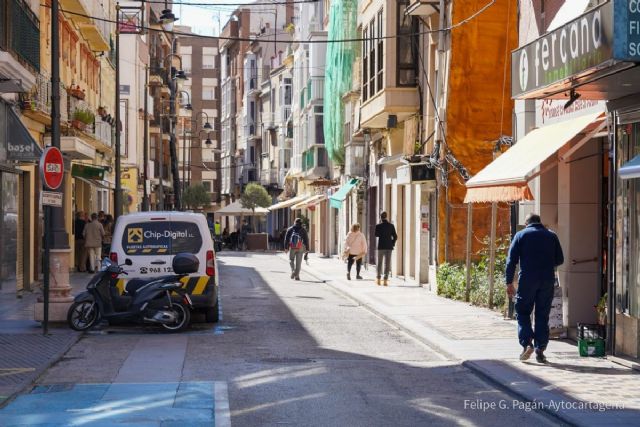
left=67, top=301, right=100, bottom=331
left=161, top=302, right=190, bottom=332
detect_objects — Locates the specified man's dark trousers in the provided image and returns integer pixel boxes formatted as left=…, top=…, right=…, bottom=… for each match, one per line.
left=514, top=279, right=555, bottom=351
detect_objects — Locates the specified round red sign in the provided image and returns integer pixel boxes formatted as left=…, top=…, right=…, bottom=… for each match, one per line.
left=40, top=147, right=64, bottom=190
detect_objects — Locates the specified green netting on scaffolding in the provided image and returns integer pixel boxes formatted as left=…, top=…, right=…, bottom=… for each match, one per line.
left=323, top=0, right=357, bottom=164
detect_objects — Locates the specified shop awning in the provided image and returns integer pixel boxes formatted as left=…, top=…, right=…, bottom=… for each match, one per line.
left=74, top=176, right=110, bottom=189
left=6, top=105, right=42, bottom=161
left=291, top=194, right=326, bottom=210
left=215, top=201, right=269, bottom=216
left=329, top=178, right=359, bottom=209
left=464, top=112, right=605, bottom=203
left=619, top=155, right=640, bottom=180
left=268, top=195, right=308, bottom=211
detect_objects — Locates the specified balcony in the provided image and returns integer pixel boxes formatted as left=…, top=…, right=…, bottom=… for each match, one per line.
left=0, top=0, right=39, bottom=89
left=307, top=77, right=324, bottom=104
left=360, top=87, right=420, bottom=129
left=344, top=139, right=366, bottom=178
left=260, top=168, right=278, bottom=187
left=45, top=136, right=95, bottom=160
left=61, top=0, right=110, bottom=51
left=21, top=73, right=69, bottom=123
left=301, top=146, right=329, bottom=180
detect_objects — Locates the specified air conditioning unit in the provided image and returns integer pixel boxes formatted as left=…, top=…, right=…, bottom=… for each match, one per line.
left=397, top=163, right=436, bottom=185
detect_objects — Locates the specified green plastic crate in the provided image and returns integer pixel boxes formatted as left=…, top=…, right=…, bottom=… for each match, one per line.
left=578, top=338, right=605, bottom=357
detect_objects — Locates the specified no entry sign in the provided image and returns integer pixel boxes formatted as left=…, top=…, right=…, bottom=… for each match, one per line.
left=40, top=147, right=64, bottom=190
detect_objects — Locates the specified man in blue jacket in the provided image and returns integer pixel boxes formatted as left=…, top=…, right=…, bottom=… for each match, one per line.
left=506, top=213, right=564, bottom=363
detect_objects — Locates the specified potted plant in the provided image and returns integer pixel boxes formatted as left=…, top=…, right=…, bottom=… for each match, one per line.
left=72, top=107, right=95, bottom=131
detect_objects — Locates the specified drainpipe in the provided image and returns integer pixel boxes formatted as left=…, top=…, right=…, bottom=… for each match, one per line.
left=607, top=111, right=617, bottom=354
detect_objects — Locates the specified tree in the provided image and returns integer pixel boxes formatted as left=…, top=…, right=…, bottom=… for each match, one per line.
left=182, top=184, right=211, bottom=210
left=240, top=183, right=271, bottom=212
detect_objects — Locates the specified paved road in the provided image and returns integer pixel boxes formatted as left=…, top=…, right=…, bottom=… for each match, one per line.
left=0, top=253, right=561, bottom=426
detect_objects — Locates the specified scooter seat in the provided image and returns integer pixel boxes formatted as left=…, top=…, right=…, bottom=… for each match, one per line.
left=124, top=276, right=180, bottom=295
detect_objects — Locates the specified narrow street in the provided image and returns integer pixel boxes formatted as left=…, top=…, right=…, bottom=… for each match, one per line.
left=0, top=253, right=558, bottom=426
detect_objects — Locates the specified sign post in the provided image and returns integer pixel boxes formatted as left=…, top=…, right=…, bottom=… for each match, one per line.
left=40, top=146, right=64, bottom=335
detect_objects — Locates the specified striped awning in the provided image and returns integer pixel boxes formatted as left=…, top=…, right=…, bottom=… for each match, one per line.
left=268, top=195, right=308, bottom=211
left=291, top=194, right=326, bottom=210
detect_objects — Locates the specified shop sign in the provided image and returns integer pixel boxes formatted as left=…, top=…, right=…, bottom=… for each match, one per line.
left=613, top=0, right=640, bottom=60
left=42, top=191, right=62, bottom=207
left=512, top=2, right=614, bottom=99
left=536, top=99, right=606, bottom=126
left=71, top=164, right=105, bottom=180
left=6, top=104, right=42, bottom=161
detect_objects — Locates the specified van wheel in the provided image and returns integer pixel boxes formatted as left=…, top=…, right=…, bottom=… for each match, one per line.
left=162, top=302, right=190, bottom=332
left=205, top=299, right=220, bottom=323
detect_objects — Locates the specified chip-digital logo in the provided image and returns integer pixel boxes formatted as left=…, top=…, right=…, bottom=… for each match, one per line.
left=128, top=228, right=143, bottom=243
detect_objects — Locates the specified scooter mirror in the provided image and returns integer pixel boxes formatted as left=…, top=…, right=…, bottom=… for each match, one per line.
left=125, top=258, right=133, bottom=266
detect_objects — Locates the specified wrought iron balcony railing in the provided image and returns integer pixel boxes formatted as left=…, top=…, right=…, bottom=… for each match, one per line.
left=0, top=0, right=40, bottom=72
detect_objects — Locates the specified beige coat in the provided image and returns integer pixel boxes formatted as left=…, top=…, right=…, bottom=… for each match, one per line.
left=83, top=220, right=105, bottom=248
left=344, top=231, right=368, bottom=256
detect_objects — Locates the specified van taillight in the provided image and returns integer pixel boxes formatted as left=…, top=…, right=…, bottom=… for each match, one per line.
left=206, top=250, right=215, bottom=276
left=110, top=252, right=118, bottom=263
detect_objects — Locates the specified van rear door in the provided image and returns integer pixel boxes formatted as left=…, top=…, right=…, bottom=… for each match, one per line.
left=121, top=218, right=174, bottom=276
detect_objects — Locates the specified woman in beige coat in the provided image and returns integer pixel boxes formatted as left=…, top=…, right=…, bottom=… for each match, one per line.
left=344, top=223, right=368, bottom=280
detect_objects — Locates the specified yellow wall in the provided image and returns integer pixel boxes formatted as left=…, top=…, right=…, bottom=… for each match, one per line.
left=438, top=0, right=517, bottom=262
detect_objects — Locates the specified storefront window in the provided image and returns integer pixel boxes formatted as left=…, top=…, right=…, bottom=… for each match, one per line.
left=616, top=123, right=640, bottom=317
left=0, top=172, right=17, bottom=289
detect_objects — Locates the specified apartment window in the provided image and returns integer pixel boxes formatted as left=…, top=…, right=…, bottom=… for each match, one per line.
left=202, top=78, right=216, bottom=100
left=284, top=78, right=292, bottom=106
left=203, top=47, right=216, bottom=69
left=362, top=9, right=383, bottom=102
left=182, top=54, right=192, bottom=73
left=202, top=180, right=213, bottom=193
left=397, top=0, right=417, bottom=86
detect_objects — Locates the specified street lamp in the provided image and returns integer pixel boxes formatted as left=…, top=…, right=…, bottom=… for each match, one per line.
left=159, top=0, right=177, bottom=32
left=164, top=52, right=187, bottom=210
left=194, top=111, right=213, bottom=130
left=178, top=90, right=192, bottom=111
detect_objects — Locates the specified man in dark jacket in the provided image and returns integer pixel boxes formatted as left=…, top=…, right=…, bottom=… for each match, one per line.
left=284, top=218, right=310, bottom=281
left=374, top=212, right=397, bottom=286
left=506, top=213, right=564, bottom=363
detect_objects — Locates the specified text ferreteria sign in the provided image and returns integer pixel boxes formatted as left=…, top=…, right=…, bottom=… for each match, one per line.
left=512, top=2, right=614, bottom=99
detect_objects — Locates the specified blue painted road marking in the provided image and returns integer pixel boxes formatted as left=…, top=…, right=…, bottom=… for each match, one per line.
left=0, top=381, right=229, bottom=426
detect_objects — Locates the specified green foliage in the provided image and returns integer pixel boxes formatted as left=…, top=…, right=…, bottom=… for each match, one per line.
left=72, top=107, right=95, bottom=125
left=436, top=236, right=510, bottom=309
left=183, top=184, right=211, bottom=209
left=240, top=183, right=271, bottom=211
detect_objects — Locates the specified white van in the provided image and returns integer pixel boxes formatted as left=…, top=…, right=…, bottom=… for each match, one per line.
left=109, top=212, right=219, bottom=322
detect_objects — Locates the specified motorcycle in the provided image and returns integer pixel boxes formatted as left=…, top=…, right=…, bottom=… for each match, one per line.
left=67, top=253, right=199, bottom=332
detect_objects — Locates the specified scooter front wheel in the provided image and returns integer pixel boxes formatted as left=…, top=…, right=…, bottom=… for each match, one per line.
left=67, top=301, right=100, bottom=331
left=161, top=302, right=190, bottom=332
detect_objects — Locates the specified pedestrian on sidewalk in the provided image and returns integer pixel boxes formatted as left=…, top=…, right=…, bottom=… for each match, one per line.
left=344, top=223, right=368, bottom=280
left=375, top=212, right=397, bottom=286
left=284, top=218, right=309, bottom=281
left=83, top=213, right=105, bottom=274
left=506, top=213, right=564, bottom=364
left=74, top=211, right=87, bottom=272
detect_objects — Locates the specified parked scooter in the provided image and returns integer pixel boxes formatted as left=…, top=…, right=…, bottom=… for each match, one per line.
left=67, top=253, right=199, bottom=332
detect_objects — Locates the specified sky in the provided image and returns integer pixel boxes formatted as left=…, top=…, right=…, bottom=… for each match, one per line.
left=175, top=1, right=255, bottom=36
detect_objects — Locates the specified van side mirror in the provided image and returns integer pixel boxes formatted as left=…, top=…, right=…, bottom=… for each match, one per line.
left=125, top=258, right=133, bottom=266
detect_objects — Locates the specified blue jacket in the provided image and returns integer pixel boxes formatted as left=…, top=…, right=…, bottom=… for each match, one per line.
left=505, top=223, right=564, bottom=285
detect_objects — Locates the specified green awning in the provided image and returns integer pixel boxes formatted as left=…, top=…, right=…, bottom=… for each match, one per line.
left=329, top=178, right=359, bottom=209
left=72, top=164, right=106, bottom=180
left=620, top=154, right=640, bottom=180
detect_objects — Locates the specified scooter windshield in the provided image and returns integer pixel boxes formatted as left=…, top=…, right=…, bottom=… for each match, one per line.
left=100, top=258, right=112, bottom=272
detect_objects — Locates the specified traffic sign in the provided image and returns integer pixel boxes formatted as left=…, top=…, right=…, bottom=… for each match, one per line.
left=40, top=147, right=64, bottom=190
left=42, top=191, right=63, bottom=207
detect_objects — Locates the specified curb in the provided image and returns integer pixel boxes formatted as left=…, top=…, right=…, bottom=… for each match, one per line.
left=0, top=331, right=82, bottom=409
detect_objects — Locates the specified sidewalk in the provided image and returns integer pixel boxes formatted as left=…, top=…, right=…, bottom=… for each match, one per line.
left=0, top=274, right=86, bottom=407
left=291, top=253, right=640, bottom=427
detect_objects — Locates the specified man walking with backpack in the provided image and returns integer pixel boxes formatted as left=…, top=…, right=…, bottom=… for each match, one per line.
left=285, top=218, right=309, bottom=280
